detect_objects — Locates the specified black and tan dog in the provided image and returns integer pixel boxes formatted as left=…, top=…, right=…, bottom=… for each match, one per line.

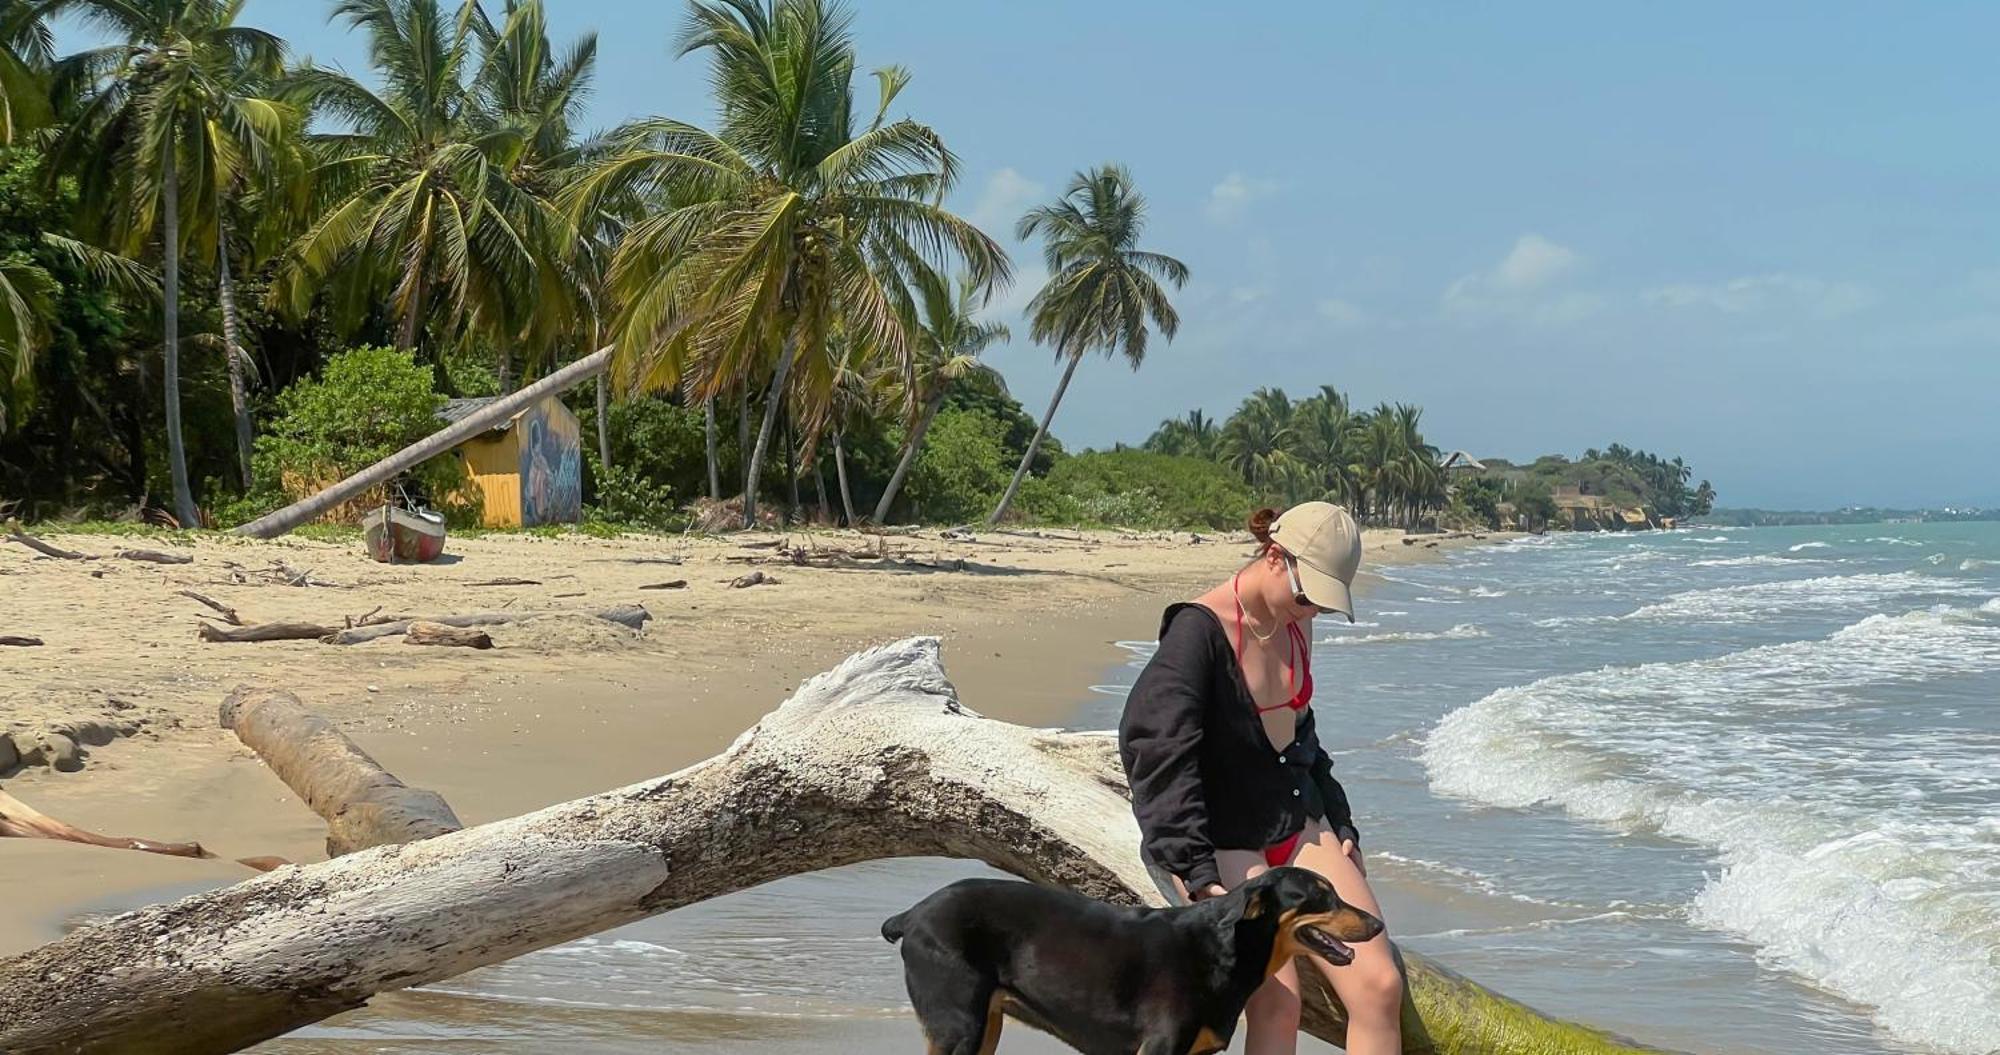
left=882, top=866, right=1383, bottom=1055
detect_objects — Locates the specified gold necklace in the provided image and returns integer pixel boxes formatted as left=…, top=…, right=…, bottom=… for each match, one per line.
left=1234, top=568, right=1279, bottom=642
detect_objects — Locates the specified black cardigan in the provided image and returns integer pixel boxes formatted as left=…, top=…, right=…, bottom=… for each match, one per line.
left=1117, top=603, right=1358, bottom=892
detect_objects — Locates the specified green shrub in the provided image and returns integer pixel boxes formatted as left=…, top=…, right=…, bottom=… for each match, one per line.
left=1021, top=449, right=1254, bottom=530
left=244, top=346, right=462, bottom=525
left=587, top=461, right=681, bottom=531
left=904, top=407, right=1012, bottom=524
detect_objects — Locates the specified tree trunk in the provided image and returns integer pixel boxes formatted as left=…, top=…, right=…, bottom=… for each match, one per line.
left=323, top=604, right=650, bottom=645
left=988, top=353, right=1080, bottom=525
left=737, top=382, right=751, bottom=495
left=219, top=687, right=462, bottom=857
left=397, top=267, right=428, bottom=354
left=741, top=337, right=798, bottom=529
left=873, top=387, right=945, bottom=524
left=703, top=396, right=721, bottom=501
left=782, top=399, right=800, bottom=525
left=813, top=458, right=833, bottom=525
left=234, top=348, right=612, bottom=538
left=833, top=430, right=858, bottom=526
left=160, top=140, right=197, bottom=528
left=595, top=372, right=612, bottom=472
left=0, top=638, right=1664, bottom=1055
left=497, top=346, right=515, bottom=394
left=216, top=222, right=254, bottom=490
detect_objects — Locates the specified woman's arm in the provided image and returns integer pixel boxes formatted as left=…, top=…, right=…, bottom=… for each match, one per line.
left=1117, top=611, right=1222, bottom=893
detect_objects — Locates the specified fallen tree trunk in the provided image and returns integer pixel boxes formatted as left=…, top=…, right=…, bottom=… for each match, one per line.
left=4, top=527, right=93, bottom=560
left=0, top=787, right=209, bottom=859
left=198, top=620, right=334, bottom=643
left=0, top=634, right=42, bottom=646
left=323, top=604, right=650, bottom=645
left=0, top=639, right=1663, bottom=1055
left=219, top=688, right=463, bottom=857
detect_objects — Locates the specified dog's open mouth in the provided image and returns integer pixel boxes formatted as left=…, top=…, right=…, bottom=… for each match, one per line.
left=1297, top=925, right=1356, bottom=967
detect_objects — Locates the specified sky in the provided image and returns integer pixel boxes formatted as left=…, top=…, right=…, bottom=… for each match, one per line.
left=57, top=1, right=2000, bottom=509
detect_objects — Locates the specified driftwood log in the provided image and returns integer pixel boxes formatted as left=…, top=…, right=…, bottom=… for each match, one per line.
left=176, top=590, right=243, bottom=625
left=403, top=621, right=495, bottom=649
left=0, top=787, right=208, bottom=859
left=197, top=620, right=335, bottom=643
left=219, top=688, right=462, bottom=856
left=0, top=639, right=1661, bottom=1055
left=0, top=634, right=42, bottom=646
left=114, top=548, right=193, bottom=565
left=324, top=604, right=651, bottom=645
left=4, top=527, right=93, bottom=560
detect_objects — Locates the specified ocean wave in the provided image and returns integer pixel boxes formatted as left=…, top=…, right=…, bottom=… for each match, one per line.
left=1467, top=585, right=1509, bottom=598
left=1323, top=624, right=1487, bottom=646
left=1866, top=537, right=1927, bottom=547
left=1687, top=535, right=1741, bottom=544
left=1689, top=554, right=1828, bottom=568
left=1964, top=559, right=1999, bottom=572
left=1422, top=601, right=2000, bottom=1053
left=1788, top=541, right=1832, bottom=552
left=1623, top=571, right=1983, bottom=623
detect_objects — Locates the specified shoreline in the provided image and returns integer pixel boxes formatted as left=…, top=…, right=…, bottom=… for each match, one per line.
left=0, top=525, right=1512, bottom=972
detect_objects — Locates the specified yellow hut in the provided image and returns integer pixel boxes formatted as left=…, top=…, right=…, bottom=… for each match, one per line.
left=441, top=396, right=583, bottom=528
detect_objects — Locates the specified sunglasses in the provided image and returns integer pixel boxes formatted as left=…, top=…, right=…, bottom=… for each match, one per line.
left=1283, top=554, right=1338, bottom=616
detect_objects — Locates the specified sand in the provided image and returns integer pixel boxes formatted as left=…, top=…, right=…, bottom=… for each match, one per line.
left=0, top=523, right=1509, bottom=959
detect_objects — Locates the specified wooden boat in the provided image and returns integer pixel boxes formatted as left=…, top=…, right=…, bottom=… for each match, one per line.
left=364, top=505, right=447, bottom=563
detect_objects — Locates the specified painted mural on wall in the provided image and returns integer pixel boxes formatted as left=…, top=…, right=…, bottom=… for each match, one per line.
left=519, top=397, right=582, bottom=525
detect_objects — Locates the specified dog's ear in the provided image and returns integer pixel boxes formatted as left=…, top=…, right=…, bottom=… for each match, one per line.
left=1236, top=884, right=1275, bottom=921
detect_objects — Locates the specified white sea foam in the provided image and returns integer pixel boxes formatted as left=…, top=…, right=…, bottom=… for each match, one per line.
left=1323, top=624, right=1487, bottom=646
left=1687, top=535, right=1740, bottom=544
left=1789, top=541, right=1832, bottom=552
left=1622, top=572, right=1984, bottom=623
left=1467, top=585, right=1509, bottom=598
left=1423, top=601, right=2000, bottom=1053
left=1866, top=537, right=1927, bottom=547
left=1964, top=559, right=1999, bottom=572
left=1689, top=554, right=1827, bottom=568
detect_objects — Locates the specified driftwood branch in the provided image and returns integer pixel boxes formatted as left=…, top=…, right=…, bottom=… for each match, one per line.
left=198, top=620, right=335, bottom=643
left=323, top=604, right=650, bottom=645
left=0, top=787, right=208, bottom=859
left=0, top=639, right=1661, bottom=1055
left=0, top=635, right=42, bottom=647
left=176, top=590, right=243, bottom=626
left=115, top=548, right=193, bottom=565
left=219, top=688, right=463, bottom=857
left=404, top=621, right=494, bottom=649
left=5, top=528, right=94, bottom=560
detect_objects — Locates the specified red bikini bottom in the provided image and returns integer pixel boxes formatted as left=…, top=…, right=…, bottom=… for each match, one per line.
left=1263, top=830, right=1305, bottom=869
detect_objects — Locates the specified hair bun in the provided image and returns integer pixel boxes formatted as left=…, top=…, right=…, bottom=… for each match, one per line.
left=1247, top=507, right=1280, bottom=546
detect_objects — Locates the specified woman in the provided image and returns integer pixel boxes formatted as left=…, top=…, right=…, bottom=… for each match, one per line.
left=1118, top=501, right=1401, bottom=1055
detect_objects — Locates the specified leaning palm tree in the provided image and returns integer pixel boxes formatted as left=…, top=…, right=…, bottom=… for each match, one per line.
left=279, top=0, right=559, bottom=360
left=569, top=0, right=1008, bottom=528
left=55, top=0, right=287, bottom=526
left=872, top=271, right=1007, bottom=524
left=986, top=164, right=1186, bottom=524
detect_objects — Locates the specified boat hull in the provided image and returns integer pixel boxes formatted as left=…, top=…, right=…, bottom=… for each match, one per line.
left=364, top=507, right=447, bottom=563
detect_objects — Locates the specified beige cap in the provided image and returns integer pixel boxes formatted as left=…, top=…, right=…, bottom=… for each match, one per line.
left=1269, top=501, right=1362, bottom=622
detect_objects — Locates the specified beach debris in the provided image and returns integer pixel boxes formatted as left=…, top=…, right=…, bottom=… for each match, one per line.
left=323, top=604, right=651, bottom=645
left=639, top=580, right=688, bottom=590
left=343, top=605, right=388, bottom=629
left=464, top=577, right=541, bottom=587
left=175, top=589, right=243, bottom=626
left=219, top=687, right=464, bottom=857
left=728, top=570, right=777, bottom=588
left=403, top=621, right=495, bottom=649
left=237, top=855, right=294, bottom=873
left=113, top=548, right=192, bottom=565
left=0, top=639, right=1669, bottom=1055
left=3, top=525, right=94, bottom=560
left=197, top=620, right=336, bottom=644
left=0, top=786, right=209, bottom=859
left=0, top=635, right=42, bottom=647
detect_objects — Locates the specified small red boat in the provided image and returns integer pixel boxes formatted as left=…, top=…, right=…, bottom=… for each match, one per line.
left=364, top=505, right=447, bottom=563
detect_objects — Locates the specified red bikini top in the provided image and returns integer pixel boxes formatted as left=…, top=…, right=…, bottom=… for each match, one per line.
left=1232, top=571, right=1313, bottom=713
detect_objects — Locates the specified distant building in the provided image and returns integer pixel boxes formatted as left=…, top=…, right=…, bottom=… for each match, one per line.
left=1437, top=450, right=1486, bottom=474
left=440, top=396, right=582, bottom=527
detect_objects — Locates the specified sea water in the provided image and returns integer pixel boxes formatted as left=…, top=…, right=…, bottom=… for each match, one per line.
left=265, top=524, right=2000, bottom=1055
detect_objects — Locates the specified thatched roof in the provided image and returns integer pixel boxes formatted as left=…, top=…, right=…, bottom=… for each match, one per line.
left=1438, top=450, right=1485, bottom=472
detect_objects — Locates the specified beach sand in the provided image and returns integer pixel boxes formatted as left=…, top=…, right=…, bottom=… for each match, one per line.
left=0, top=523, right=1508, bottom=1039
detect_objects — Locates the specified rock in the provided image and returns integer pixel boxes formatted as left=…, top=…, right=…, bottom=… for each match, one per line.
left=37, top=733, right=80, bottom=772
left=0, top=735, right=17, bottom=771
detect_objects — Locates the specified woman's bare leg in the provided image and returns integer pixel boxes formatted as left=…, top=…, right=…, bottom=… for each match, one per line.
left=1291, top=821, right=1402, bottom=1055
left=1212, top=849, right=1306, bottom=1055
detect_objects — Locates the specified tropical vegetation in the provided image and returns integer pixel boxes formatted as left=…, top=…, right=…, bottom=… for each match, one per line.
left=0, top=0, right=1706, bottom=538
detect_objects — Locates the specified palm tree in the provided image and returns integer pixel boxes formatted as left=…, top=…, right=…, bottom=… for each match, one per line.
left=1143, top=408, right=1217, bottom=459
left=1218, top=387, right=1297, bottom=497
left=1291, top=385, right=1361, bottom=505
left=280, top=0, right=560, bottom=361
left=987, top=164, right=1186, bottom=524
left=56, top=0, right=287, bottom=525
left=1, top=0, right=52, bottom=145
left=570, top=0, right=1008, bottom=529
left=872, top=271, right=1006, bottom=524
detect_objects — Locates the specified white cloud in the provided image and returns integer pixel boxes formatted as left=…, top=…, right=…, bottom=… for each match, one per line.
left=1441, top=234, right=1595, bottom=326
left=1205, top=172, right=1280, bottom=224
left=1316, top=298, right=1367, bottom=327
left=1228, top=286, right=1270, bottom=305
left=968, top=167, right=1043, bottom=236
left=1642, top=273, right=1876, bottom=319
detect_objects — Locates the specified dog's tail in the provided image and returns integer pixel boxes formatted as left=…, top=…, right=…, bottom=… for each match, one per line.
left=880, top=909, right=910, bottom=944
